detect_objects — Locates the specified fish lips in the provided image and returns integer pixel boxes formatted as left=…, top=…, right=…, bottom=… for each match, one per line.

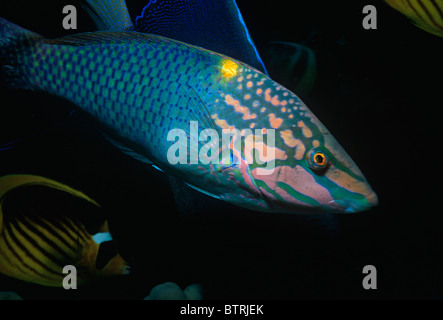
left=328, top=190, right=379, bottom=213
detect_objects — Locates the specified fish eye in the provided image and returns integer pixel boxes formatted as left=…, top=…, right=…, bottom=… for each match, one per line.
left=307, top=149, right=329, bottom=173
left=220, top=59, right=238, bottom=78
left=313, top=153, right=326, bottom=166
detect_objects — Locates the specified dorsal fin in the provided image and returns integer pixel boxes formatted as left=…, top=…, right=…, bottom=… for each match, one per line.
left=0, top=174, right=99, bottom=207
left=0, top=174, right=100, bottom=234
left=79, top=0, right=134, bottom=31
left=44, top=31, right=165, bottom=46
left=134, top=0, right=268, bottom=74
left=76, top=0, right=268, bottom=73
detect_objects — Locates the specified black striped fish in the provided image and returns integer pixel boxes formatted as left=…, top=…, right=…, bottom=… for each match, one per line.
left=385, top=0, right=443, bottom=37
left=0, top=174, right=129, bottom=287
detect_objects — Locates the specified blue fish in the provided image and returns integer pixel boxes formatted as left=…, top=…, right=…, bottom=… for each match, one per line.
left=0, top=1, right=378, bottom=214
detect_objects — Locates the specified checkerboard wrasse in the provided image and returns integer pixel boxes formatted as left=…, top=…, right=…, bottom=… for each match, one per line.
left=0, top=174, right=129, bottom=287
left=0, top=2, right=377, bottom=214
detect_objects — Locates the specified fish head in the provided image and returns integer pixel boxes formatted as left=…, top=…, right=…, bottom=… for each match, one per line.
left=195, top=58, right=378, bottom=214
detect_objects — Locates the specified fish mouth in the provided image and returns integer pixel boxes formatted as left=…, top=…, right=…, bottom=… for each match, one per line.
left=329, top=191, right=379, bottom=213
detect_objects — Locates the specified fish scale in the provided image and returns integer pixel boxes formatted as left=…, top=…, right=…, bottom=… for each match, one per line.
left=37, top=37, right=198, bottom=151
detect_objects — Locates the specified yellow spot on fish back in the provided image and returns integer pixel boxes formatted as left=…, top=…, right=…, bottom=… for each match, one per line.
left=237, top=84, right=243, bottom=90
left=269, top=113, right=283, bottom=129
left=247, top=81, right=253, bottom=88
left=260, top=107, right=266, bottom=113
left=249, top=123, right=255, bottom=129
left=225, top=94, right=257, bottom=120
left=297, top=120, right=313, bottom=138
left=221, top=60, right=238, bottom=78
left=244, top=94, right=251, bottom=100
left=289, top=114, right=294, bottom=119
left=281, top=107, right=286, bottom=112
left=257, top=81, right=264, bottom=86
left=281, top=100, right=287, bottom=107
left=256, top=88, right=263, bottom=95
left=246, top=74, right=252, bottom=80
left=237, top=76, right=244, bottom=82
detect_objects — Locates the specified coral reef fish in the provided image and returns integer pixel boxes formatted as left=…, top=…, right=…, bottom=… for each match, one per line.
left=0, top=12, right=377, bottom=213
left=384, top=0, right=443, bottom=37
left=80, top=0, right=322, bottom=216
left=0, top=174, right=129, bottom=287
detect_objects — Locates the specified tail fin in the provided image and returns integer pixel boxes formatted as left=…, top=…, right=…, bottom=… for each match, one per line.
left=80, top=0, right=134, bottom=31
left=0, top=18, right=42, bottom=88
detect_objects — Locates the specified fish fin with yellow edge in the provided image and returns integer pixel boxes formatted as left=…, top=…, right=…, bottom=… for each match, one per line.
left=0, top=174, right=100, bottom=208
left=0, top=173, right=100, bottom=238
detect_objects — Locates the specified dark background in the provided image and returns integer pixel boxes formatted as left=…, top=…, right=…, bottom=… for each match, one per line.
left=0, top=0, right=442, bottom=300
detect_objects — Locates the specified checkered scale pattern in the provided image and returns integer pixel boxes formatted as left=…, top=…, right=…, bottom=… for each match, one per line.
left=24, top=32, right=221, bottom=162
